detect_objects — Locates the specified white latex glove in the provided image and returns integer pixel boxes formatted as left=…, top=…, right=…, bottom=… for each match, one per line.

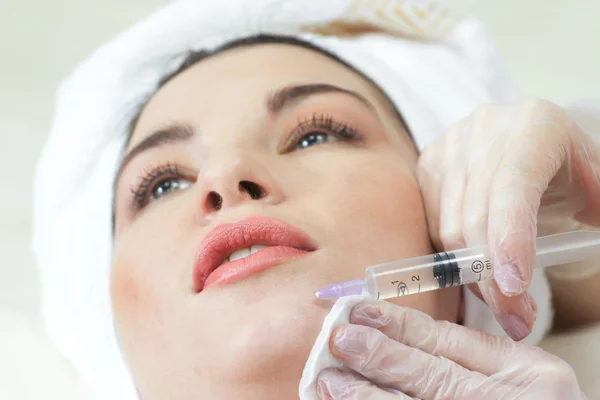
left=417, top=99, right=600, bottom=340
left=317, top=300, right=587, bottom=400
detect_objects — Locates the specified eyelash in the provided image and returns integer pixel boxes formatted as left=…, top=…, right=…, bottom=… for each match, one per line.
left=129, top=113, right=361, bottom=211
left=130, top=162, right=183, bottom=210
left=284, top=113, right=360, bottom=150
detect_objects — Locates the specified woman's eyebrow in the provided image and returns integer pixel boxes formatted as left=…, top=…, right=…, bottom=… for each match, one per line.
left=267, top=83, right=376, bottom=114
left=114, top=123, right=194, bottom=188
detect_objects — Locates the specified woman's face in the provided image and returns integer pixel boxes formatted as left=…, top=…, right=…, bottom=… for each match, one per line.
left=112, top=43, right=461, bottom=399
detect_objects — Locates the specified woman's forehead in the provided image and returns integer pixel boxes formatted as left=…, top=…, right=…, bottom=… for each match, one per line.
left=130, top=43, right=388, bottom=143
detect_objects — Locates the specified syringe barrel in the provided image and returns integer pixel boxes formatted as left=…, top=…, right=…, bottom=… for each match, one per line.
left=365, top=246, right=492, bottom=299
left=362, top=231, right=600, bottom=300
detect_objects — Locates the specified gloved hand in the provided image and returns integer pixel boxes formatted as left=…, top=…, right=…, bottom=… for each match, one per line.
left=317, top=300, right=587, bottom=400
left=416, top=99, right=600, bottom=340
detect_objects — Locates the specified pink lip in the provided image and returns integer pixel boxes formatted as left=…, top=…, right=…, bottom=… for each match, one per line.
left=193, top=216, right=317, bottom=292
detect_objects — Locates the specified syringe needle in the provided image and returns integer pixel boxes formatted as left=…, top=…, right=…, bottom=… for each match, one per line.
left=315, top=279, right=365, bottom=300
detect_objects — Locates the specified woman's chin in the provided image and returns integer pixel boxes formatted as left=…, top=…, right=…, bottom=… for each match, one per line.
left=221, top=297, right=329, bottom=383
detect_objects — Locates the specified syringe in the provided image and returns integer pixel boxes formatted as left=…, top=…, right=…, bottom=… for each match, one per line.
left=316, top=230, right=600, bottom=300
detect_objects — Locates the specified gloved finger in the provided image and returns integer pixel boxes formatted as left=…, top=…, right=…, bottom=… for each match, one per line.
left=467, top=283, right=538, bottom=317
left=437, top=137, right=468, bottom=251
left=453, top=110, right=532, bottom=332
left=567, top=105, right=600, bottom=225
left=428, top=108, right=537, bottom=339
left=487, top=106, right=570, bottom=297
left=439, top=105, right=505, bottom=252
left=480, top=105, right=574, bottom=339
left=349, top=300, right=521, bottom=375
left=417, top=140, right=447, bottom=251
left=329, top=324, right=487, bottom=399
left=317, top=368, right=415, bottom=400
left=474, top=280, right=537, bottom=341
left=462, top=146, right=538, bottom=341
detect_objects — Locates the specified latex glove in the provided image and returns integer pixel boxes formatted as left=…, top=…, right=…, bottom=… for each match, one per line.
left=317, top=300, right=587, bottom=400
left=417, top=99, right=600, bottom=340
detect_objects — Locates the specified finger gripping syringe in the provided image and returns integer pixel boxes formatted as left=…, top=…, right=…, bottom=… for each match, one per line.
left=316, top=231, right=600, bottom=300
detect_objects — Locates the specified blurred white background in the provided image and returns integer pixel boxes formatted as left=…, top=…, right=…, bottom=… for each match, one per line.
left=0, top=1, right=598, bottom=399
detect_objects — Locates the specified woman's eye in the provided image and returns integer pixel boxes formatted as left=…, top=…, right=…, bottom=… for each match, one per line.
left=286, top=114, right=361, bottom=152
left=151, top=178, right=191, bottom=201
left=130, top=163, right=194, bottom=211
left=296, top=132, right=339, bottom=150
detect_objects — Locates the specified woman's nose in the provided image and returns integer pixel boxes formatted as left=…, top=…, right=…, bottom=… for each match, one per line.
left=196, top=156, right=284, bottom=222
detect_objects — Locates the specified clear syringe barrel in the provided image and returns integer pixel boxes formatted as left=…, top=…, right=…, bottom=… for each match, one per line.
left=367, top=247, right=489, bottom=299
left=366, top=231, right=600, bottom=300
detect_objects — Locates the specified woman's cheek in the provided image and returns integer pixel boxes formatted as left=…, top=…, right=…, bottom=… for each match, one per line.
left=111, top=198, right=194, bottom=315
left=110, top=219, right=182, bottom=354
left=110, top=248, right=163, bottom=350
left=110, top=257, right=139, bottom=323
left=343, top=157, right=428, bottom=239
left=112, top=223, right=150, bottom=314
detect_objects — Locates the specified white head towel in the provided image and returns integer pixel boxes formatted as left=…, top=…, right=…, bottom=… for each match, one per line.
left=32, top=0, right=552, bottom=398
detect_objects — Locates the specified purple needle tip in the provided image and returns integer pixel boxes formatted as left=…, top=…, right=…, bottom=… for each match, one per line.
left=315, top=279, right=365, bottom=300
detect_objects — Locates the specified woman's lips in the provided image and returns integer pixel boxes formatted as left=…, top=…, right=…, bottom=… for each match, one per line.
left=193, top=216, right=317, bottom=291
